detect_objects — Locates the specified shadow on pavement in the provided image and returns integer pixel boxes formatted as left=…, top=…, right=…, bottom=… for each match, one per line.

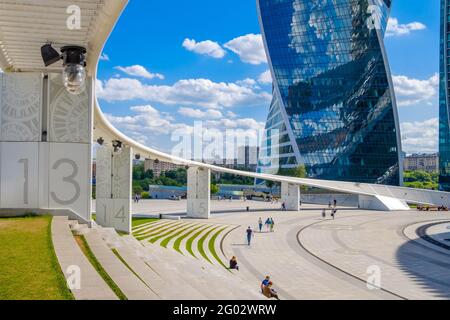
left=396, top=234, right=450, bottom=299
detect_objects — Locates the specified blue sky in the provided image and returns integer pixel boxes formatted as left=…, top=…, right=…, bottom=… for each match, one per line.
left=97, top=0, right=439, bottom=156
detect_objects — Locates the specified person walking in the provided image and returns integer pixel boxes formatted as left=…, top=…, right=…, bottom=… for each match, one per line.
left=281, top=202, right=286, bottom=211
left=258, top=217, right=263, bottom=233
left=322, top=208, right=326, bottom=219
left=265, top=218, right=271, bottom=232
left=269, top=218, right=275, bottom=232
left=333, top=199, right=337, bottom=208
left=331, top=209, right=336, bottom=220
left=246, top=226, right=254, bottom=246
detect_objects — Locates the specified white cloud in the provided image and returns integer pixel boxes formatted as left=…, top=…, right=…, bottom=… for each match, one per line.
left=226, top=111, right=238, bottom=119
left=105, top=105, right=190, bottom=136
left=392, top=73, right=438, bottom=107
left=178, top=107, right=223, bottom=119
left=386, top=17, right=426, bottom=37
left=99, top=53, right=110, bottom=61
left=96, top=77, right=271, bottom=109
left=104, top=104, right=265, bottom=157
left=115, top=65, right=164, bottom=80
left=182, top=38, right=226, bottom=59
left=224, top=34, right=267, bottom=65
left=236, top=78, right=259, bottom=89
left=401, top=118, right=438, bottom=154
left=258, top=70, right=272, bottom=84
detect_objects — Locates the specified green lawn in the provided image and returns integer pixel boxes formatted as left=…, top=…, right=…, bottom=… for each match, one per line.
left=92, top=214, right=158, bottom=229
left=197, top=226, right=220, bottom=264
left=0, top=216, right=74, bottom=300
left=132, top=217, right=158, bottom=228
left=173, top=224, right=205, bottom=254
left=208, top=227, right=228, bottom=269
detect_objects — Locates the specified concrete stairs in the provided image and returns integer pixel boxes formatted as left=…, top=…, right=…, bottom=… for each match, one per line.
left=52, top=216, right=265, bottom=300
left=51, top=216, right=117, bottom=300
left=98, top=225, right=265, bottom=300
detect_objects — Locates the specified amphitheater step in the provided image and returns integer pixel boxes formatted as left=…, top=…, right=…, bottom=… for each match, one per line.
left=51, top=216, right=117, bottom=300
left=84, top=228, right=160, bottom=300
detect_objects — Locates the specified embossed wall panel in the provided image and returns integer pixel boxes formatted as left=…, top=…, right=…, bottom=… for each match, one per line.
left=187, top=167, right=210, bottom=219
left=110, top=198, right=131, bottom=233
left=0, top=73, right=42, bottom=142
left=96, top=198, right=113, bottom=227
left=95, top=146, right=132, bottom=233
left=112, top=147, right=132, bottom=199
left=48, top=74, right=90, bottom=143
left=48, top=143, right=90, bottom=221
left=96, top=146, right=112, bottom=199
left=0, top=142, right=39, bottom=208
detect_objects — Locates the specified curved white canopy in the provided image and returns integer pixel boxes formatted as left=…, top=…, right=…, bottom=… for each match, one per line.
left=0, top=0, right=128, bottom=74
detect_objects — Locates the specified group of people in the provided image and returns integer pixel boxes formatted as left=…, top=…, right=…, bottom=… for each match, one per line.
left=244, top=218, right=275, bottom=246
left=258, top=217, right=275, bottom=233
left=417, top=205, right=449, bottom=212
left=321, top=199, right=338, bottom=219
left=133, top=193, right=142, bottom=203
left=217, top=196, right=233, bottom=201
left=228, top=259, right=280, bottom=300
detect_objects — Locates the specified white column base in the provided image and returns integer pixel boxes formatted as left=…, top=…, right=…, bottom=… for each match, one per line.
left=358, top=195, right=410, bottom=211
left=281, top=182, right=300, bottom=211
left=187, top=167, right=210, bottom=219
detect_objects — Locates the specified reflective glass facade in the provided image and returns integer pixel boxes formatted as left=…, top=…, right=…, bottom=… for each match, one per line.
left=439, top=0, right=450, bottom=191
left=257, top=0, right=402, bottom=185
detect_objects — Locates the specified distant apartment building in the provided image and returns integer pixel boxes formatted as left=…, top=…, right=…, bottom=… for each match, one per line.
left=237, top=146, right=260, bottom=171
left=404, top=153, right=439, bottom=173
left=144, top=159, right=184, bottom=177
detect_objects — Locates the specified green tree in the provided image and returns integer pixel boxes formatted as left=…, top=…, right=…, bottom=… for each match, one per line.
left=210, top=184, right=220, bottom=195
left=278, top=165, right=307, bottom=178
left=133, top=185, right=144, bottom=195
left=403, top=170, right=438, bottom=190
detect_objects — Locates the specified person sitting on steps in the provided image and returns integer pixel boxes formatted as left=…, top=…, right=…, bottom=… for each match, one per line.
left=261, top=276, right=270, bottom=293
left=229, top=256, right=239, bottom=271
left=262, top=281, right=280, bottom=300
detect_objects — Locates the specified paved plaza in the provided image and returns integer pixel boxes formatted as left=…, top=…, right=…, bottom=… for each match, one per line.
left=118, top=200, right=450, bottom=300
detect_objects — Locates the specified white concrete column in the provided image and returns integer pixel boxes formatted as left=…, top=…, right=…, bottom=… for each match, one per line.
left=96, top=145, right=132, bottom=234
left=281, top=182, right=300, bottom=211
left=187, top=166, right=210, bottom=219
left=0, top=73, right=93, bottom=224
left=358, top=195, right=410, bottom=211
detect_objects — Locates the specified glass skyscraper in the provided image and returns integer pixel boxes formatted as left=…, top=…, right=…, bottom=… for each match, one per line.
left=256, top=0, right=402, bottom=186
left=440, top=0, right=450, bottom=191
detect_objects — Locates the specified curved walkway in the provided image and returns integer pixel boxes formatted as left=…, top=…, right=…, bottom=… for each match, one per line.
left=214, top=208, right=450, bottom=300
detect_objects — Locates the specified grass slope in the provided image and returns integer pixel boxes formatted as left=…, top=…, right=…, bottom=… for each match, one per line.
left=0, top=216, right=74, bottom=300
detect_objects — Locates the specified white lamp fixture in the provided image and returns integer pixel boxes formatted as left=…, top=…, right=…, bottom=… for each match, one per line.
left=61, top=46, right=86, bottom=95
left=40, top=44, right=87, bottom=95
